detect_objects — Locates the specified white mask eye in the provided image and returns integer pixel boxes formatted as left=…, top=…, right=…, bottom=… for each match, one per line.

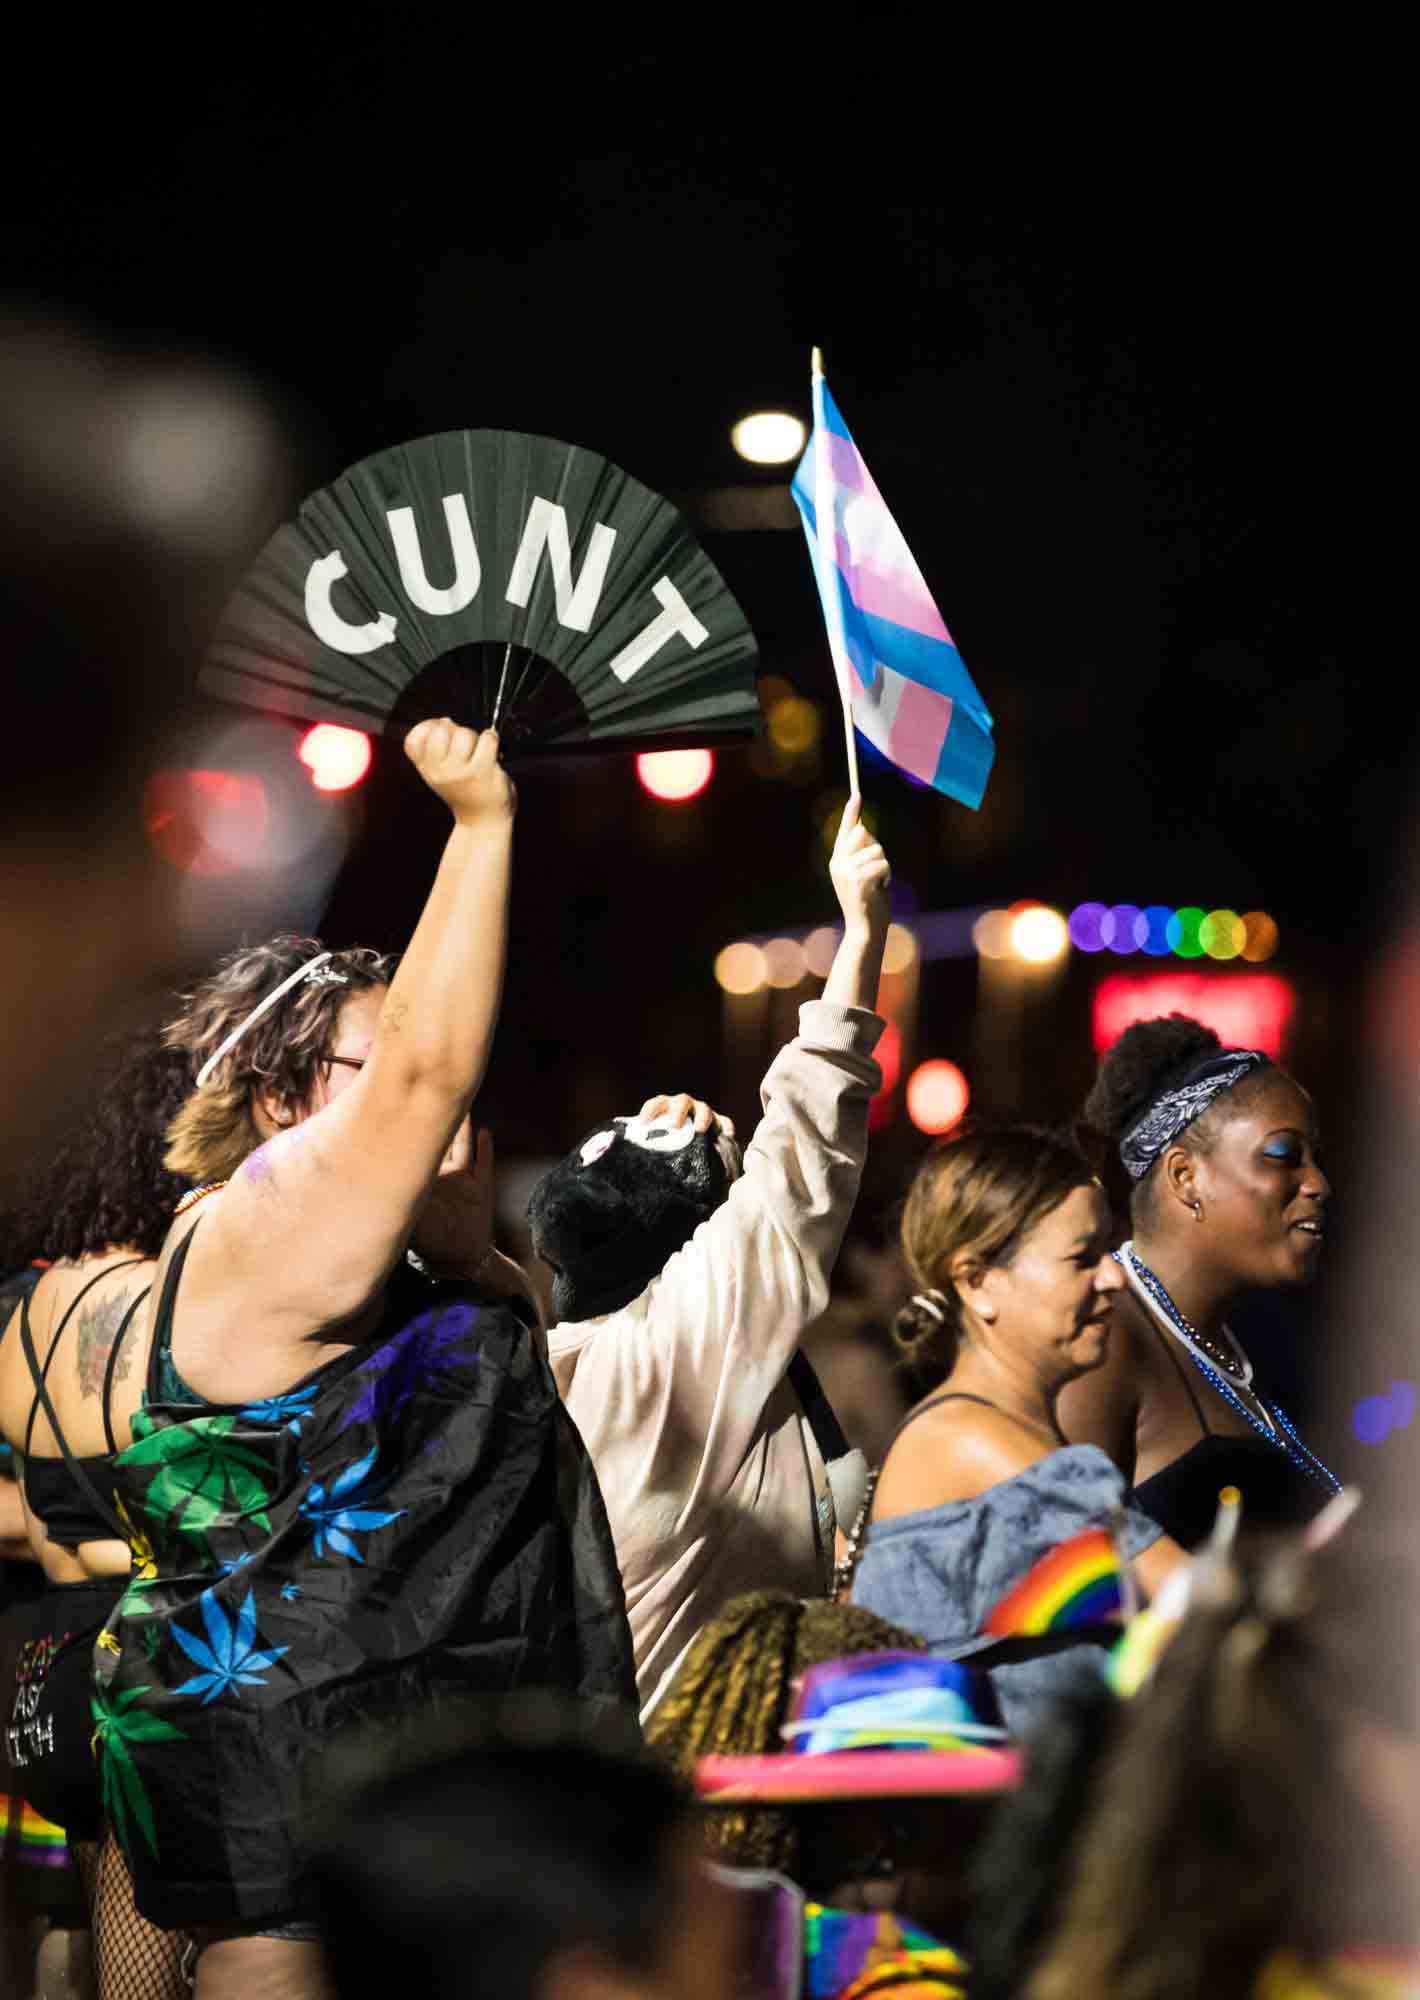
left=579, top=1129, right=618, bottom=1165
left=620, top=1116, right=695, bottom=1155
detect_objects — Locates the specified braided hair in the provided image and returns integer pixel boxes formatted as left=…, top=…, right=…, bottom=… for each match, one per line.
left=645, top=1590, right=926, bottom=1874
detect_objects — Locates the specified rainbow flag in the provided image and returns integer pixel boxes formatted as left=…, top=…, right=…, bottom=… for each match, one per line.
left=981, top=1527, right=1125, bottom=1638
left=0, top=1791, right=72, bottom=1868
left=791, top=366, right=995, bottom=809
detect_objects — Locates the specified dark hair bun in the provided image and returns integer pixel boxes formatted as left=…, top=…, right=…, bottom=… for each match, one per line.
left=1083, top=1014, right=1222, bottom=1142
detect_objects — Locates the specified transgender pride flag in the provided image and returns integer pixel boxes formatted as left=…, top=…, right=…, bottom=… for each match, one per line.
left=791, top=367, right=995, bottom=808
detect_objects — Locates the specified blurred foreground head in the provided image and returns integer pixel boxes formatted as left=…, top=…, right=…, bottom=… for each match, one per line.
left=308, top=1707, right=737, bottom=2000
left=0, top=310, right=289, bottom=1174
left=1025, top=1530, right=1419, bottom=2000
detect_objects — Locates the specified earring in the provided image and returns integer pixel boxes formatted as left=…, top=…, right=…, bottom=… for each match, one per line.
left=1191, top=1201, right=1203, bottom=1221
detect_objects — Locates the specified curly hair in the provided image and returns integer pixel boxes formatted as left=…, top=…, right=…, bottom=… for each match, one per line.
left=1081, top=1015, right=1281, bottom=1220
left=162, top=935, right=396, bottom=1183
left=893, top=1124, right=1096, bottom=1392
left=0, top=1024, right=194, bottom=1263
left=645, top=1590, right=927, bottom=1875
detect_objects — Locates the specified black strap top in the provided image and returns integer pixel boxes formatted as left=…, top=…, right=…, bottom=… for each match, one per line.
left=1129, top=1301, right=1325, bottom=1549
left=18, top=1260, right=147, bottom=1548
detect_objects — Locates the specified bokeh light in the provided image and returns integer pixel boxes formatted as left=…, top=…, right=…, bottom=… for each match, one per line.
left=1068, top=902, right=1278, bottom=962
left=145, top=769, right=271, bottom=878
left=907, top=1059, right=971, bottom=1134
left=730, top=411, right=808, bottom=465
left=1166, top=906, right=1206, bottom=958
left=299, top=724, right=372, bottom=793
left=869, top=1019, right=904, bottom=1133
left=882, top=923, right=920, bottom=976
left=1241, top=911, right=1279, bottom=962
left=766, top=695, right=821, bottom=756
left=636, top=748, right=714, bottom=802
left=972, top=909, right=1013, bottom=959
left=1102, top=904, right=1145, bottom=954
left=1009, top=903, right=1069, bottom=965
left=1200, top=908, right=1246, bottom=961
left=1351, top=1381, right=1418, bottom=1446
left=762, top=937, right=806, bottom=988
left=714, top=941, right=766, bottom=995
left=802, top=925, right=841, bottom=979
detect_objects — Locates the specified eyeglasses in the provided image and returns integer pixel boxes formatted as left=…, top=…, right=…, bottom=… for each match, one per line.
left=323, top=1054, right=366, bottom=1072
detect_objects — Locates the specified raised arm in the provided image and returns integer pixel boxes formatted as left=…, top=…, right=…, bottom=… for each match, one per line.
left=576, top=801, right=889, bottom=1519
left=822, top=796, right=891, bottom=1011
left=183, top=722, right=516, bottom=1378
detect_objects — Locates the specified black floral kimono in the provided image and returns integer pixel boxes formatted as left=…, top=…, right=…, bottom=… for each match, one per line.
left=95, top=1253, right=635, bottom=1928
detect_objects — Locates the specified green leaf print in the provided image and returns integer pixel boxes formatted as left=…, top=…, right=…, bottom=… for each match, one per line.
left=122, top=1415, right=275, bottom=1540
left=91, top=1685, right=184, bottom=1858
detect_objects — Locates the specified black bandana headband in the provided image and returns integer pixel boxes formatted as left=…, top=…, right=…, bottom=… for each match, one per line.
left=1119, top=1049, right=1271, bottom=1182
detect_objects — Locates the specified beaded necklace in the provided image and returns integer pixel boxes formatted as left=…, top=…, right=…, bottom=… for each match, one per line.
left=173, top=1181, right=228, bottom=1219
left=1120, top=1243, right=1254, bottom=1386
left=1117, top=1246, right=1341, bottom=1496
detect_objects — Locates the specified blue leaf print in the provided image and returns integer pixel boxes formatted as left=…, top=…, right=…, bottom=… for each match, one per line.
left=171, top=1587, right=289, bottom=1705
left=239, top=1387, right=318, bottom=1435
left=298, top=1446, right=403, bottom=1563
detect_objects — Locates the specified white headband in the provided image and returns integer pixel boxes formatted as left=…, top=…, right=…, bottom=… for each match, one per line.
left=194, top=952, right=346, bottom=1089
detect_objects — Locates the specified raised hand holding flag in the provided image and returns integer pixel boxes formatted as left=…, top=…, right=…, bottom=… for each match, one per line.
left=793, top=354, right=995, bottom=808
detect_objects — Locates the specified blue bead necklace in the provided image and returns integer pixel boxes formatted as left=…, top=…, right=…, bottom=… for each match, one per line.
left=1117, top=1246, right=1341, bottom=1496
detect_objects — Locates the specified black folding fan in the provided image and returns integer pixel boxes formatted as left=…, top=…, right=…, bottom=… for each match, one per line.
left=201, top=429, right=762, bottom=756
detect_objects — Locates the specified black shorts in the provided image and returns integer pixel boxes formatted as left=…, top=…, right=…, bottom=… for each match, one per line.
left=2, top=1578, right=118, bottom=1841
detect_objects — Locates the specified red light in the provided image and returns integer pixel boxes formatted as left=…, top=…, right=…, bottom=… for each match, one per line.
left=868, top=1019, right=903, bottom=1132
left=299, top=724, right=372, bottom=793
left=636, top=749, right=714, bottom=802
left=1092, top=972, right=1296, bottom=1061
left=145, top=770, right=271, bottom=877
left=907, top=1059, right=971, bottom=1135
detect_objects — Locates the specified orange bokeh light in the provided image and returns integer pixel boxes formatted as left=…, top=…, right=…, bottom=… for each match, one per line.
left=906, top=1059, right=971, bottom=1134
left=299, top=724, right=373, bottom=792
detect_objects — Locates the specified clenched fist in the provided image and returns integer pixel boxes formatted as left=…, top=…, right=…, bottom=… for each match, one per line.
left=403, top=718, right=516, bottom=826
left=829, top=796, right=891, bottom=936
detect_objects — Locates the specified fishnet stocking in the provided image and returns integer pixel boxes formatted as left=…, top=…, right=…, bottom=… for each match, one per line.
left=79, top=1840, right=189, bottom=2000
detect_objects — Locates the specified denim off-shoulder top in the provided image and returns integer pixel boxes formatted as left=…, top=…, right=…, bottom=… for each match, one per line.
left=851, top=1442, right=1162, bottom=1738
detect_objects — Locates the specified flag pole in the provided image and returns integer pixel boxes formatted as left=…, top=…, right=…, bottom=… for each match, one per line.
left=811, top=346, right=861, bottom=799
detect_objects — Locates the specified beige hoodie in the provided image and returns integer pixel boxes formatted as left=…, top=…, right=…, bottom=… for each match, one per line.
left=548, top=999, right=884, bottom=1718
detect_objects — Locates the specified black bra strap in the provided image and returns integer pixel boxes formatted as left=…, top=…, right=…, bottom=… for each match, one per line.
left=17, top=1263, right=142, bottom=1543
left=147, top=1224, right=200, bottom=1402
left=101, top=1287, right=152, bottom=1456
left=1140, top=1309, right=1213, bottom=1440
left=880, top=1388, right=1008, bottom=1460
left=20, top=1260, right=142, bottom=1458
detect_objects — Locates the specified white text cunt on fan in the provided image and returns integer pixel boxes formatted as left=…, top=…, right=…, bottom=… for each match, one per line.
left=303, top=493, right=710, bottom=685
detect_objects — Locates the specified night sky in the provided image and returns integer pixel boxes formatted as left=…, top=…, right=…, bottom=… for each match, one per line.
left=4, top=26, right=1403, bottom=1267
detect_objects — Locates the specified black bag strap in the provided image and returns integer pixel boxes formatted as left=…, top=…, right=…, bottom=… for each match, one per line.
left=786, top=1348, right=851, bottom=1465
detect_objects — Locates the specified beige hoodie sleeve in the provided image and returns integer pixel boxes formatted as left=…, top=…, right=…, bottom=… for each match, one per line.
left=591, top=998, right=884, bottom=1531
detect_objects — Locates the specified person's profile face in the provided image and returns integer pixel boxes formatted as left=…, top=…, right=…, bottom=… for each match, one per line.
left=1185, top=1074, right=1330, bottom=1291
left=304, top=987, right=387, bottom=1117
left=982, top=1183, right=1124, bottom=1383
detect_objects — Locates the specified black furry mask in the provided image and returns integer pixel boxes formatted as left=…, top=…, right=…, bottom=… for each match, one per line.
left=527, top=1116, right=741, bottom=1323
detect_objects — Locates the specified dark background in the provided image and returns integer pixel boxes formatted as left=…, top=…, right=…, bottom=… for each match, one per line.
left=3, top=21, right=1405, bottom=1457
